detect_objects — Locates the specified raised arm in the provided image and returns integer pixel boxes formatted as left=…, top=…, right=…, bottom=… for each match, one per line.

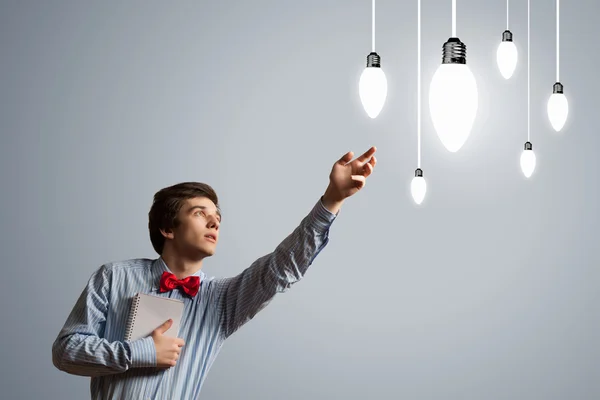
left=215, top=196, right=337, bottom=338
left=215, top=146, right=377, bottom=338
left=51, top=264, right=156, bottom=377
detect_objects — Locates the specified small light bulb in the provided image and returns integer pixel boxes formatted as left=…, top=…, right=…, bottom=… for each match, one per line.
left=547, top=82, right=568, bottom=132
left=520, top=141, right=536, bottom=178
left=359, top=52, right=388, bottom=119
left=411, top=168, right=427, bottom=205
left=496, top=30, right=518, bottom=79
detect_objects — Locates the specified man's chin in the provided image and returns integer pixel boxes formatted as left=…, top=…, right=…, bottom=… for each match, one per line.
left=184, top=248, right=214, bottom=260
left=198, top=247, right=215, bottom=257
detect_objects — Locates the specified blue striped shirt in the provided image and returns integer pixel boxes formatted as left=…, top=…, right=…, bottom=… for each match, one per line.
left=52, top=197, right=338, bottom=399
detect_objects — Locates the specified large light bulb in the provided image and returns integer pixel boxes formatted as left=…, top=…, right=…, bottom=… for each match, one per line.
left=547, top=82, right=568, bottom=131
left=520, top=142, right=536, bottom=178
left=429, top=38, right=478, bottom=153
left=359, top=52, right=387, bottom=119
left=496, top=30, right=518, bottom=79
left=410, top=168, right=427, bottom=205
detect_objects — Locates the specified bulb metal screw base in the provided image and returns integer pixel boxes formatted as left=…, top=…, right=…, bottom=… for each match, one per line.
left=414, top=168, right=423, bottom=177
left=502, top=30, right=513, bottom=42
left=524, top=141, right=533, bottom=150
left=553, top=82, right=564, bottom=94
left=441, top=37, right=467, bottom=64
left=366, top=52, right=381, bottom=68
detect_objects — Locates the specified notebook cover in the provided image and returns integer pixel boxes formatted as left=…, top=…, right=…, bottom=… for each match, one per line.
left=124, top=292, right=184, bottom=342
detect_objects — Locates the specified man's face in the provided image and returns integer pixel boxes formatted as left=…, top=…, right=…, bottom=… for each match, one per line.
left=168, top=197, right=221, bottom=259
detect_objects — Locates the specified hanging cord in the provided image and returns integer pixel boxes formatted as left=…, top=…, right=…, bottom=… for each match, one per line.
left=417, top=0, right=421, bottom=167
left=507, top=0, right=509, bottom=30
left=527, top=0, right=531, bottom=142
left=372, top=0, right=375, bottom=52
left=452, top=0, right=456, bottom=37
left=556, top=0, right=560, bottom=81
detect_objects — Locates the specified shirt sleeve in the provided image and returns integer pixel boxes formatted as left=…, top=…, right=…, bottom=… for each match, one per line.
left=214, top=196, right=338, bottom=339
left=52, top=264, right=157, bottom=377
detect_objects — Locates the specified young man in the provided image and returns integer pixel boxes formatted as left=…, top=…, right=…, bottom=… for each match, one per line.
left=52, top=147, right=377, bottom=399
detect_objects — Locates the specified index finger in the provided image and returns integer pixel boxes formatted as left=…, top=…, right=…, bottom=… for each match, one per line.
left=356, top=146, right=377, bottom=163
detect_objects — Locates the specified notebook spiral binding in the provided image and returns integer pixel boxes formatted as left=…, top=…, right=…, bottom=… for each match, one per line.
left=124, top=294, right=142, bottom=341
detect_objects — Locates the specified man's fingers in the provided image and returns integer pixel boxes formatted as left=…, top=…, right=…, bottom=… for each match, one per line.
left=356, top=156, right=377, bottom=177
left=370, top=156, right=377, bottom=167
left=155, top=319, right=173, bottom=335
left=337, top=151, right=354, bottom=165
left=356, top=146, right=377, bottom=164
left=351, top=175, right=366, bottom=189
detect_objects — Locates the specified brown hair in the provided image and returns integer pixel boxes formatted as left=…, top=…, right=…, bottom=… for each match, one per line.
left=148, top=182, right=220, bottom=255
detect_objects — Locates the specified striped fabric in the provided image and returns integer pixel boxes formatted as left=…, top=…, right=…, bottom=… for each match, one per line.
left=52, top=197, right=338, bottom=399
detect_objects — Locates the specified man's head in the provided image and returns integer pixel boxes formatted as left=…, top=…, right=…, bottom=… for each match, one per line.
left=148, top=182, right=221, bottom=259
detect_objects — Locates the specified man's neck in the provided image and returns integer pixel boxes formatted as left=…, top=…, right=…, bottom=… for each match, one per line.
left=160, top=249, right=204, bottom=279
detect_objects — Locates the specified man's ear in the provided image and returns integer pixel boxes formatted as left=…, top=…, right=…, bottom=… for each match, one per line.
left=160, top=227, right=175, bottom=240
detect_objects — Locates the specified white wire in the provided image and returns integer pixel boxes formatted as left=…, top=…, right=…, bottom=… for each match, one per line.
left=417, top=0, right=421, bottom=168
left=556, top=0, right=560, bottom=81
left=527, top=0, right=531, bottom=142
left=452, top=0, right=456, bottom=37
left=507, top=0, right=509, bottom=30
left=372, top=0, right=375, bottom=52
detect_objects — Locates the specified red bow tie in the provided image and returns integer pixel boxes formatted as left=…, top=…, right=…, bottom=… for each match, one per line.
left=159, top=271, right=200, bottom=297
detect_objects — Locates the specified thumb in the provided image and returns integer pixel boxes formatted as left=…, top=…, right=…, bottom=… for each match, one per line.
left=337, top=151, right=354, bottom=165
left=154, top=319, right=173, bottom=335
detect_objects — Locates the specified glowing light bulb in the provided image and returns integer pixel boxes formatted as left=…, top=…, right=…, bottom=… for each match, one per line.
left=359, top=52, right=387, bottom=119
left=429, top=38, right=478, bottom=153
left=520, top=141, right=536, bottom=178
left=496, top=30, right=518, bottom=79
left=410, top=168, right=426, bottom=205
left=547, top=82, right=568, bottom=131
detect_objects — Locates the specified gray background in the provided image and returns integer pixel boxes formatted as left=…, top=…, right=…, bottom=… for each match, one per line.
left=1, top=0, right=598, bottom=399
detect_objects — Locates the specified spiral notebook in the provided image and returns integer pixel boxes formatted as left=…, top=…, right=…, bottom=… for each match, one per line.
left=124, top=293, right=185, bottom=342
